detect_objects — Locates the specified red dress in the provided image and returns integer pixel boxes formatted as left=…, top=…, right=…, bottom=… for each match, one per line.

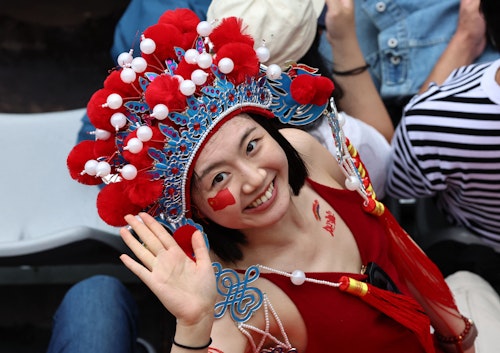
left=257, top=179, right=431, bottom=353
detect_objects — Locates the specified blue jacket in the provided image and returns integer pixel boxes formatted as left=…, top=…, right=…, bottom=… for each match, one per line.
left=354, top=0, right=499, bottom=99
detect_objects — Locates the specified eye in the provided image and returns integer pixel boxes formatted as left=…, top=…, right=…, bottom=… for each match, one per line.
left=212, top=172, right=228, bottom=186
left=246, top=139, right=257, bottom=154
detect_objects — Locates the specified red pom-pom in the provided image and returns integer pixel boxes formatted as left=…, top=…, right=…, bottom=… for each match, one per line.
left=215, top=43, right=259, bottom=85
left=87, top=88, right=126, bottom=131
left=126, top=172, right=164, bottom=208
left=173, top=224, right=198, bottom=260
left=210, top=17, right=254, bottom=52
left=104, top=70, right=140, bottom=98
left=67, top=141, right=103, bottom=185
left=290, top=75, right=316, bottom=105
left=122, top=126, right=165, bottom=170
left=310, top=76, right=335, bottom=105
left=175, top=60, right=208, bottom=83
left=145, top=74, right=187, bottom=113
left=96, top=182, right=143, bottom=227
left=158, top=9, right=199, bottom=49
left=290, top=75, right=335, bottom=106
left=142, top=24, right=183, bottom=66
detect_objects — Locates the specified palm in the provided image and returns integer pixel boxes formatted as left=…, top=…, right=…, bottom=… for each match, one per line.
left=120, top=213, right=217, bottom=326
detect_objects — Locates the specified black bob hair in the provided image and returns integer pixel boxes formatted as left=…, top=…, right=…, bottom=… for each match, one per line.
left=480, top=0, right=500, bottom=51
left=190, top=113, right=309, bottom=263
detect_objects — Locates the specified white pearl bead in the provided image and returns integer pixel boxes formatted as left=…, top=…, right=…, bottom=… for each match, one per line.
left=180, top=79, right=196, bottom=96
left=140, top=37, right=156, bottom=54
left=105, top=93, right=123, bottom=110
left=218, top=57, right=234, bottom=74
left=120, top=67, right=136, bottom=83
left=136, top=125, right=153, bottom=141
left=291, top=270, right=306, bottom=285
left=117, top=51, right=133, bottom=67
left=110, top=112, right=127, bottom=130
left=184, top=48, right=199, bottom=64
left=121, top=164, right=138, bottom=180
left=197, top=52, right=213, bottom=69
left=191, top=69, right=208, bottom=85
left=125, top=138, right=143, bottom=154
left=196, top=21, right=213, bottom=37
left=95, top=161, right=111, bottom=177
left=256, top=46, right=270, bottom=63
left=84, top=159, right=98, bottom=176
left=131, top=57, right=147, bottom=73
left=95, top=129, right=111, bottom=140
left=151, top=104, right=169, bottom=120
left=173, top=75, right=184, bottom=84
left=345, top=175, right=361, bottom=191
left=266, top=64, right=282, bottom=79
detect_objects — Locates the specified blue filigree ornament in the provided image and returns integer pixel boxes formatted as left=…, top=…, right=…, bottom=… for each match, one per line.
left=213, top=262, right=263, bottom=323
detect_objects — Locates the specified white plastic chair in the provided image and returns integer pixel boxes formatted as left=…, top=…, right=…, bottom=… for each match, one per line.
left=0, top=109, right=124, bottom=265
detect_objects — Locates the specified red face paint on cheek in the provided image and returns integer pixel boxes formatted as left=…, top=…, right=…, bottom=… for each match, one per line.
left=208, top=188, right=236, bottom=211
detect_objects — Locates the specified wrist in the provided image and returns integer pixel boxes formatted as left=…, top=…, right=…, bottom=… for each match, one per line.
left=332, top=63, right=370, bottom=76
left=434, top=315, right=478, bottom=353
left=174, top=315, right=214, bottom=350
left=172, top=337, right=212, bottom=351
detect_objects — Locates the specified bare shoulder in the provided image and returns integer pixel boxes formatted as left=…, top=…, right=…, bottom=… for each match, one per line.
left=279, top=127, right=329, bottom=162
left=280, top=128, right=344, bottom=185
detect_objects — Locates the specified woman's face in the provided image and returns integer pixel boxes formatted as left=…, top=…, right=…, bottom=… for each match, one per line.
left=191, top=114, right=291, bottom=230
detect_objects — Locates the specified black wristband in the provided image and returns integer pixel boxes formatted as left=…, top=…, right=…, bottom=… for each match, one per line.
left=172, top=337, right=212, bottom=350
left=332, top=63, right=370, bottom=76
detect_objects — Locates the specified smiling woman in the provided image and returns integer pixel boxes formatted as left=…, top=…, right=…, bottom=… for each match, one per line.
left=53, top=4, right=483, bottom=353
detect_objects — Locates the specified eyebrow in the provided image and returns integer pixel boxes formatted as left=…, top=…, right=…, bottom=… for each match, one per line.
left=196, top=126, right=257, bottom=182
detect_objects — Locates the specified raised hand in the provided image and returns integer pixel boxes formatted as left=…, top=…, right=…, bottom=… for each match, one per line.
left=324, top=0, right=356, bottom=44
left=119, top=212, right=217, bottom=327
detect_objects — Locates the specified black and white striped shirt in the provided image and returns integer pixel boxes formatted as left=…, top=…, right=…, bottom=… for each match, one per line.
left=386, top=59, right=500, bottom=249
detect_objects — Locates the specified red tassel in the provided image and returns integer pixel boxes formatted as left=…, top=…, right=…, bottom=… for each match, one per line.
left=381, top=210, right=458, bottom=311
left=339, top=276, right=435, bottom=353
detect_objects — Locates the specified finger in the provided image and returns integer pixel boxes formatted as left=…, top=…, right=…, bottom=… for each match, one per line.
left=124, top=214, right=165, bottom=255
left=191, top=231, right=211, bottom=265
left=120, top=226, right=157, bottom=270
left=120, top=254, right=154, bottom=287
left=137, top=212, right=180, bottom=250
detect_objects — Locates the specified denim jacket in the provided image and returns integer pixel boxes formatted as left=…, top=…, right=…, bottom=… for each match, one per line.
left=354, top=0, right=499, bottom=100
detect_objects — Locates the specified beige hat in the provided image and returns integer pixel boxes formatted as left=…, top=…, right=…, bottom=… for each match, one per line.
left=207, top=0, right=325, bottom=66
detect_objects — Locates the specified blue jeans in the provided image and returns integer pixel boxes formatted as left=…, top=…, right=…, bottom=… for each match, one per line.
left=46, top=275, right=140, bottom=353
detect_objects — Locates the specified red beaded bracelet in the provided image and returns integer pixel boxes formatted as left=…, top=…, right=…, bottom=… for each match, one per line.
left=434, top=315, right=478, bottom=353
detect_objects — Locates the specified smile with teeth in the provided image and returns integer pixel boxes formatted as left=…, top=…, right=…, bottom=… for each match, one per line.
left=248, top=182, right=275, bottom=208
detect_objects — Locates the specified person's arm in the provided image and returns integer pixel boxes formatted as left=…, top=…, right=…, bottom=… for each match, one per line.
left=324, top=0, right=394, bottom=142
left=418, top=0, right=487, bottom=94
left=408, top=284, right=477, bottom=353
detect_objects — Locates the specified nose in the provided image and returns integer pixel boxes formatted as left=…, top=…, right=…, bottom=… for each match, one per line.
left=241, top=164, right=266, bottom=194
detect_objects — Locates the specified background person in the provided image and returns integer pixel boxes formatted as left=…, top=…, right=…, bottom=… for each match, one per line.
left=347, top=0, right=500, bottom=124
left=385, top=0, right=500, bottom=294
